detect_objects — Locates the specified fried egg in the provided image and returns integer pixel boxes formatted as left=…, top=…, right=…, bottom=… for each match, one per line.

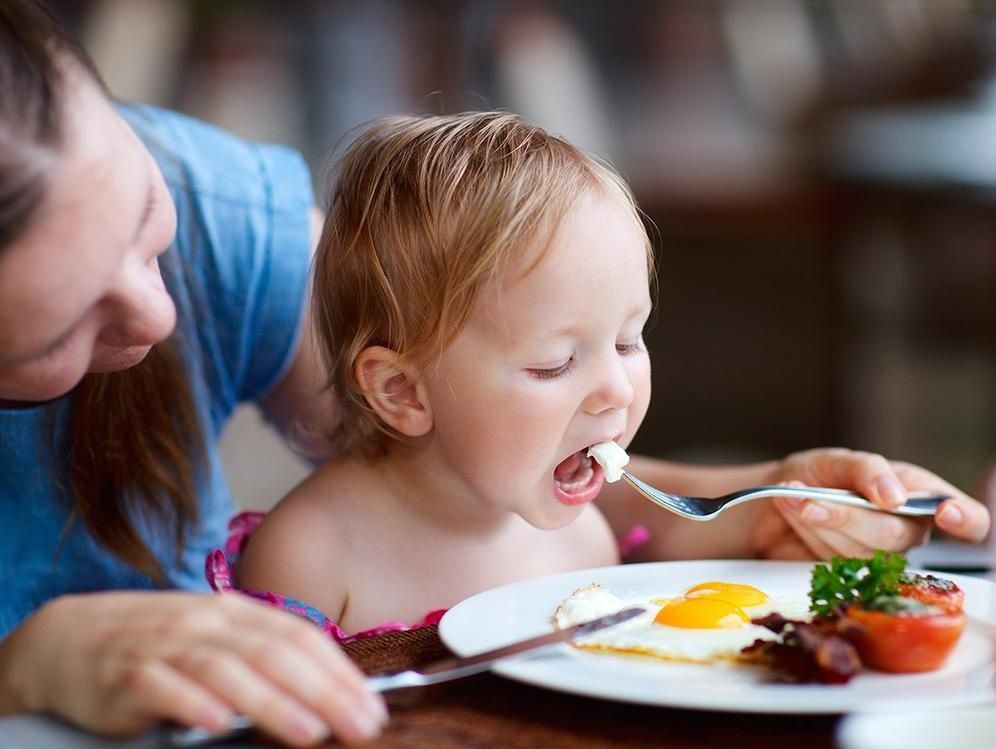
left=553, top=581, right=811, bottom=664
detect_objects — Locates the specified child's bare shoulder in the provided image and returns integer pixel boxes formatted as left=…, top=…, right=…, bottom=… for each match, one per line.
left=251, top=465, right=348, bottom=548
left=236, top=465, right=353, bottom=612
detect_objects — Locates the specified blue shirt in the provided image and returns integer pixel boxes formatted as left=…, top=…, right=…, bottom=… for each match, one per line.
left=0, top=106, right=314, bottom=638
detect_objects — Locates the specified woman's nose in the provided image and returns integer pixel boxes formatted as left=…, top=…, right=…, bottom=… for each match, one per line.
left=98, top=259, right=177, bottom=348
left=583, top=356, right=635, bottom=415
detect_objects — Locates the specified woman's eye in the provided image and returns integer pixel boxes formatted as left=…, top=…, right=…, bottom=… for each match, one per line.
left=528, top=359, right=574, bottom=380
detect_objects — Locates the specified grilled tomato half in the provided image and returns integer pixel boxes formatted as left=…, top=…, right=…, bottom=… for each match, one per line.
left=844, top=595, right=965, bottom=673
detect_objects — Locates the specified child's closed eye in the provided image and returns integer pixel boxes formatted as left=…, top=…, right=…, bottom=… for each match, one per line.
left=527, top=358, right=575, bottom=380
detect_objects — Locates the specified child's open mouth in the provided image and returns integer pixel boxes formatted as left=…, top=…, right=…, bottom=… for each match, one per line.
left=552, top=449, right=604, bottom=506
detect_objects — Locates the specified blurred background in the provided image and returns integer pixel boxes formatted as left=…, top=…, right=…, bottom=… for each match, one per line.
left=45, top=0, right=996, bottom=533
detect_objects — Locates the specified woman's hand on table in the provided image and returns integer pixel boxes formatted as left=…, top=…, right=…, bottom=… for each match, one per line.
left=750, top=447, right=991, bottom=560
left=0, top=591, right=386, bottom=747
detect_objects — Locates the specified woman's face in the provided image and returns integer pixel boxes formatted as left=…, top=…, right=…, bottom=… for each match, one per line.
left=0, top=75, right=177, bottom=402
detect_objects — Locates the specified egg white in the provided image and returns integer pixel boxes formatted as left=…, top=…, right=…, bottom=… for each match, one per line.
left=586, top=442, right=630, bottom=482
left=553, top=582, right=811, bottom=665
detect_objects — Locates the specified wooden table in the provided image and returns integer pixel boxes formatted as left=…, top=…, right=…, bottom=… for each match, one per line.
left=0, top=625, right=842, bottom=748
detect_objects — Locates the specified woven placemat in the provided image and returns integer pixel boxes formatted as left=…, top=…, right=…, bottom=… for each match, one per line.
left=342, top=626, right=449, bottom=674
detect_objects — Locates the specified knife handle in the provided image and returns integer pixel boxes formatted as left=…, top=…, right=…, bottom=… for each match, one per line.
left=368, top=652, right=535, bottom=691
left=366, top=669, right=426, bottom=691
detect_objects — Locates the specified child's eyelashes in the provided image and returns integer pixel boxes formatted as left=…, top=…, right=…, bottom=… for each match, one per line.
left=526, top=339, right=646, bottom=380
left=528, top=359, right=575, bottom=380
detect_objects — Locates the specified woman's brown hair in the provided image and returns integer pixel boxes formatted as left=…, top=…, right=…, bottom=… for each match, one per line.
left=313, top=111, right=652, bottom=458
left=0, top=0, right=202, bottom=580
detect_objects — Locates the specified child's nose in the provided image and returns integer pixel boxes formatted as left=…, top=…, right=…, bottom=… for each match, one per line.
left=583, top=358, right=635, bottom=415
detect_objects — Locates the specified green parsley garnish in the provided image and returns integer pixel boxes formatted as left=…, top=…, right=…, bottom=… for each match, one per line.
left=809, top=550, right=907, bottom=617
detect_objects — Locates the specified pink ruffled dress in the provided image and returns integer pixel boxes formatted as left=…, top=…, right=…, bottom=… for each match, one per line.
left=206, top=511, right=649, bottom=643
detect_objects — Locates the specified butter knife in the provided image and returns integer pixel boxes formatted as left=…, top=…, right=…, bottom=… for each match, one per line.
left=169, top=606, right=644, bottom=747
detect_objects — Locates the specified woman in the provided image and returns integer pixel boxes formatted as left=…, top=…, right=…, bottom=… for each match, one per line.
left=0, top=1, right=384, bottom=746
left=0, top=0, right=987, bottom=746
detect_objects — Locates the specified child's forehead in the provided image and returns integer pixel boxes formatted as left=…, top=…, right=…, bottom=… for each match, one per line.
left=470, top=196, right=652, bottom=335
left=504, top=192, right=649, bottom=276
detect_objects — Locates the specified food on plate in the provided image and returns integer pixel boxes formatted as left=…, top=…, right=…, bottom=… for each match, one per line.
left=751, top=551, right=965, bottom=681
left=843, top=603, right=965, bottom=673
left=743, top=613, right=863, bottom=684
left=587, top=441, right=629, bottom=482
left=554, top=552, right=966, bottom=683
left=808, top=549, right=910, bottom=617
left=897, top=571, right=965, bottom=614
left=552, top=580, right=810, bottom=664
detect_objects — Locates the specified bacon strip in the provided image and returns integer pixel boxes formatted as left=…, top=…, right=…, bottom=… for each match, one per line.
left=743, top=613, right=862, bottom=684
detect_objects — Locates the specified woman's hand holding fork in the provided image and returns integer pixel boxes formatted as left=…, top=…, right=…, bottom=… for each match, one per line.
left=751, top=448, right=990, bottom=560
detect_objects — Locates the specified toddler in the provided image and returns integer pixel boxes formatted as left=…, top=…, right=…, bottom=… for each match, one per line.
left=210, top=112, right=979, bottom=641
left=225, top=112, right=651, bottom=637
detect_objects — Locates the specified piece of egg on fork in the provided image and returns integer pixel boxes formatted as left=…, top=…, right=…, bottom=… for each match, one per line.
left=587, top=441, right=630, bottom=482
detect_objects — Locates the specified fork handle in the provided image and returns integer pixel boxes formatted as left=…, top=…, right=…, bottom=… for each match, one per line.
left=737, top=486, right=945, bottom=516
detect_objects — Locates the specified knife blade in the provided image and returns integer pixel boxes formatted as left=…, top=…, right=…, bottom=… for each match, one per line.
left=168, top=606, right=644, bottom=747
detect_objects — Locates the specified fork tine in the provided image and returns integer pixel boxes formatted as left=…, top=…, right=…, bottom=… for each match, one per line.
left=621, top=472, right=715, bottom=520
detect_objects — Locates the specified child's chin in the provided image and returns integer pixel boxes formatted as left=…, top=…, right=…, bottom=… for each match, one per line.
left=526, top=509, right=586, bottom=532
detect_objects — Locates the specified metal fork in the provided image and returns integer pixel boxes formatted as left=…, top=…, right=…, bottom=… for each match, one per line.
left=621, top=471, right=947, bottom=522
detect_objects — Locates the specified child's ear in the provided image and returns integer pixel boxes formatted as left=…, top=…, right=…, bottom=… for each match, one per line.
left=354, top=346, right=433, bottom=438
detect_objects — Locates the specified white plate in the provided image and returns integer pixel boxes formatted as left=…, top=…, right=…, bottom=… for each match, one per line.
left=438, top=560, right=996, bottom=714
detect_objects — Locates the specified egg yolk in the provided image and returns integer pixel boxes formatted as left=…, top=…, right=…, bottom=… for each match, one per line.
left=684, top=581, right=769, bottom=608
left=653, top=597, right=749, bottom=629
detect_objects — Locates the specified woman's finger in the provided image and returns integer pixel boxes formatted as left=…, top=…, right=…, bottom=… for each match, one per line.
left=773, top=493, right=922, bottom=559
left=2, top=592, right=386, bottom=744
left=231, top=631, right=386, bottom=744
left=771, top=498, right=838, bottom=559
left=110, top=660, right=235, bottom=736
left=172, top=646, right=333, bottom=748
left=235, top=598, right=372, bottom=692
left=221, top=596, right=387, bottom=729
left=890, top=461, right=959, bottom=493
left=885, top=463, right=989, bottom=543
left=796, top=500, right=931, bottom=553
left=935, top=497, right=991, bottom=543
left=802, top=520, right=886, bottom=558
left=813, top=450, right=906, bottom=510
left=153, top=595, right=385, bottom=744
left=169, top=597, right=386, bottom=746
